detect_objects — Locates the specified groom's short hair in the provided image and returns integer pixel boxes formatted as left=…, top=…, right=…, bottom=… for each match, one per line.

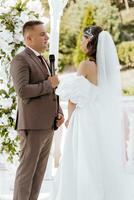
left=23, top=20, right=44, bottom=35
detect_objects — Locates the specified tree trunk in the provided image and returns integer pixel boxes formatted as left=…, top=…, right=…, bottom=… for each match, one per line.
left=124, top=0, right=129, bottom=11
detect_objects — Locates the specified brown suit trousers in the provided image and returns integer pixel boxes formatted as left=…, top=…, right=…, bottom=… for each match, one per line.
left=13, top=130, right=53, bottom=200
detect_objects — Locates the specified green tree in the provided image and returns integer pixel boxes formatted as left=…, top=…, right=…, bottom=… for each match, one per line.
left=59, top=1, right=89, bottom=71
left=117, top=41, right=134, bottom=68
left=73, top=3, right=95, bottom=65
left=94, top=0, right=121, bottom=43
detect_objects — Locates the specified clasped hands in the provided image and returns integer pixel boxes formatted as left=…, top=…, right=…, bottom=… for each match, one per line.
left=48, top=75, right=59, bottom=89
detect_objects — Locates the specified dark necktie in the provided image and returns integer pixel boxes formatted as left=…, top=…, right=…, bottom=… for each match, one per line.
left=38, top=55, right=51, bottom=75
left=38, top=55, right=45, bottom=65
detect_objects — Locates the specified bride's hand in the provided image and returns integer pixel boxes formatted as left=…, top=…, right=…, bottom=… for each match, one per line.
left=65, top=119, right=70, bottom=128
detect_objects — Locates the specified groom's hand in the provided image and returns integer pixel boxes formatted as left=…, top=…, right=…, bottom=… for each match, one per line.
left=48, top=75, right=59, bottom=89
left=56, top=113, right=64, bottom=128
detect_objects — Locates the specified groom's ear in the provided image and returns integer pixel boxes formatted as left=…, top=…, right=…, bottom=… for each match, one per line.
left=24, top=30, right=33, bottom=43
left=26, top=35, right=30, bottom=41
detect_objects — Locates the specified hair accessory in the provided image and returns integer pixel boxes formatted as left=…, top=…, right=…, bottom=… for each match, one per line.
left=84, top=28, right=94, bottom=38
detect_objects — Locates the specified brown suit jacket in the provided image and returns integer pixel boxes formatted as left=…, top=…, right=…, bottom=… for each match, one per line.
left=10, top=47, right=62, bottom=130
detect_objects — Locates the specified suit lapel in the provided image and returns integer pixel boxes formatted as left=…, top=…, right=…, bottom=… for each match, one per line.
left=24, top=47, right=49, bottom=75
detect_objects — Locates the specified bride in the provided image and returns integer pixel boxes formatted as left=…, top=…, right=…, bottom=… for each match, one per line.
left=51, top=26, right=128, bottom=200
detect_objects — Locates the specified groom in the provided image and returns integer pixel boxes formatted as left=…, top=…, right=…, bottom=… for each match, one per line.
left=10, top=20, right=64, bottom=200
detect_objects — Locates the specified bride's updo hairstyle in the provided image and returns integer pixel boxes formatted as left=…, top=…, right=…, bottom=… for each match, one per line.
left=83, top=25, right=103, bottom=62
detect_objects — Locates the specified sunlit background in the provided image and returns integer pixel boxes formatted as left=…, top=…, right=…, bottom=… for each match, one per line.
left=0, top=0, right=134, bottom=199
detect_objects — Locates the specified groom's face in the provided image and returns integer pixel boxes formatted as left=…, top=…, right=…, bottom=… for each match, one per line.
left=24, top=24, right=49, bottom=53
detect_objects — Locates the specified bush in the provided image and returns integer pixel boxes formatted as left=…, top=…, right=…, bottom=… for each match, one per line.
left=123, top=87, right=134, bottom=96
left=94, top=0, right=121, bottom=44
left=117, top=41, right=134, bottom=68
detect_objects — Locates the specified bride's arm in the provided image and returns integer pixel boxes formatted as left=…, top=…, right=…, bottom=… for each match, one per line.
left=65, top=61, right=91, bottom=128
left=68, top=100, right=76, bottom=119
left=65, top=63, right=85, bottom=128
left=65, top=100, right=76, bottom=128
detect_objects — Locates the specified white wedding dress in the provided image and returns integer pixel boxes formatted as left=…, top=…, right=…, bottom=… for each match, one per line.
left=51, top=31, right=132, bottom=200
left=51, top=74, right=126, bottom=200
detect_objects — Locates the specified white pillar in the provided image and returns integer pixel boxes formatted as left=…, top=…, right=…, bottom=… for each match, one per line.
left=45, top=0, right=68, bottom=179
left=48, top=0, right=68, bottom=68
left=49, top=14, right=61, bottom=68
left=124, top=0, right=129, bottom=11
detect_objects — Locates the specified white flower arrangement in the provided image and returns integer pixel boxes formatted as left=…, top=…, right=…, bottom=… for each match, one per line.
left=0, top=0, right=46, bottom=162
